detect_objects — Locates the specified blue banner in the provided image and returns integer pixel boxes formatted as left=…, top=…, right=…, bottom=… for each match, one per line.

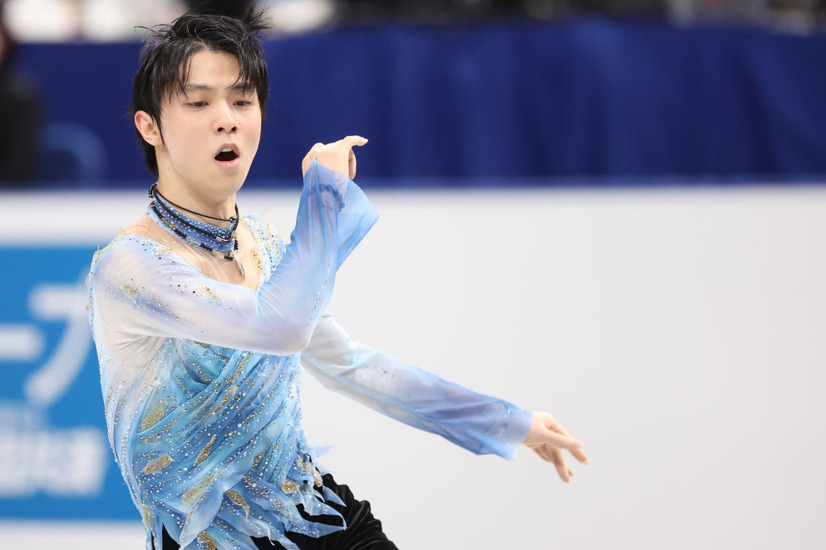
left=0, top=246, right=135, bottom=520
left=14, top=20, right=826, bottom=187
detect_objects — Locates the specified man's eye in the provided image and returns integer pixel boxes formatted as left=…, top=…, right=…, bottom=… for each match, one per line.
left=235, top=100, right=252, bottom=107
left=189, top=101, right=207, bottom=107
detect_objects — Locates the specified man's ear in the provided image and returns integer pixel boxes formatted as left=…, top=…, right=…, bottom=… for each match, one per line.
left=134, top=111, right=163, bottom=146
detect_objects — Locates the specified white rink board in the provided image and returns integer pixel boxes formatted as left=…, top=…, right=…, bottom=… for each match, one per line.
left=0, top=521, right=144, bottom=547
left=1, top=183, right=825, bottom=549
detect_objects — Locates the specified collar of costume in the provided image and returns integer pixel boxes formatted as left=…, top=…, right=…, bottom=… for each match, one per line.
left=148, top=183, right=239, bottom=259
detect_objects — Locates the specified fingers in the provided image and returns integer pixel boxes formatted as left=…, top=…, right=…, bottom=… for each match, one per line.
left=534, top=429, right=584, bottom=452
left=528, top=412, right=587, bottom=455
left=341, top=135, right=368, bottom=148
left=348, top=148, right=357, bottom=179
left=339, top=136, right=366, bottom=178
left=555, top=461, right=571, bottom=483
left=551, top=421, right=589, bottom=464
left=302, top=136, right=368, bottom=178
left=532, top=445, right=556, bottom=462
left=570, top=447, right=590, bottom=465
left=525, top=411, right=589, bottom=480
left=533, top=446, right=573, bottom=483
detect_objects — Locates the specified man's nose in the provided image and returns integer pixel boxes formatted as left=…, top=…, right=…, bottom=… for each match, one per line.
left=214, top=104, right=237, bottom=134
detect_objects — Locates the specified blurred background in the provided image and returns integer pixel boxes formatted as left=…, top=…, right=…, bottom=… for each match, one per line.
left=1, top=1, right=825, bottom=549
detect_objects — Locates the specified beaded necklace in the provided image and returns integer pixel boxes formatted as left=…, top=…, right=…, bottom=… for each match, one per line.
left=148, top=183, right=245, bottom=279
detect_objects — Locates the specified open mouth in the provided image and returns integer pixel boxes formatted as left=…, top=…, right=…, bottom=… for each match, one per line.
left=215, top=148, right=239, bottom=162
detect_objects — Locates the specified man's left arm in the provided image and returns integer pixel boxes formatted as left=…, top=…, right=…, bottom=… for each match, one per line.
left=300, top=313, right=588, bottom=478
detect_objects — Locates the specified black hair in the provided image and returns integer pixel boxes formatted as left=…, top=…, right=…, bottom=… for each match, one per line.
left=130, top=10, right=269, bottom=177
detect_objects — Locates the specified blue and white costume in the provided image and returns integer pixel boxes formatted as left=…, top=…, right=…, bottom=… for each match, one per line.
left=87, top=162, right=532, bottom=550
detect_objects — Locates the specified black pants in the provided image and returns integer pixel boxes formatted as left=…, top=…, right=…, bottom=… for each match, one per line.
left=158, top=475, right=398, bottom=549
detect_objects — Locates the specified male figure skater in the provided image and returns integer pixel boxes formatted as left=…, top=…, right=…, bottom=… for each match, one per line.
left=87, top=11, right=587, bottom=550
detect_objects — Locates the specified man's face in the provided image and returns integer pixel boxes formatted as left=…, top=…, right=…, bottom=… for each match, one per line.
left=152, top=49, right=262, bottom=202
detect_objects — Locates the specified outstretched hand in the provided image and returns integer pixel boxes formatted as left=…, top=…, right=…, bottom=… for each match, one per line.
left=524, top=411, right=588, bottom=483
left=302, top=135, right=368, bottom=179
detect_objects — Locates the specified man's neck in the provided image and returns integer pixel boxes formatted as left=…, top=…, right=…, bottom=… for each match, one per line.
left=155, top=182, right=237, bottom=225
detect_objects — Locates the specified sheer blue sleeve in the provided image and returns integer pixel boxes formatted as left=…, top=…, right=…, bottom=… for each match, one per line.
left=300, top=314, right=533, bottom=460
left=89, top=161, right=378, bottom=356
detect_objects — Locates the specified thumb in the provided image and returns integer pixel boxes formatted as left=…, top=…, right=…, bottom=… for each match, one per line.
left=341, top=135, right=368, bottom=148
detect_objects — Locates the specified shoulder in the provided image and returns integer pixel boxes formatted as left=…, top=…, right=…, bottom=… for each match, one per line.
left=88, top=231, right=187, bottom=290
left=91, top=233, right=168, bottom=268
left=92, top=214, right=182, bottom=269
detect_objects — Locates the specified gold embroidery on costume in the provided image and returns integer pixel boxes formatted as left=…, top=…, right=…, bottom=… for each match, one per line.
left=197, top=531, right=217, bottom=550
left=280, top=479, right=300, bottom=494
left=194, top=434, right=217, bottom=467
left=252, top=452, right=265, bottom=471
left=120, top=283, right=139, bottom=299
left=199, top=284, right=222, bottom=303
left=226, top=489, right=251, bottom=519
left=215, top=384, right=238, bottom=413
left=181, top=474, right=215, bottom=506
left=139, top=504, right=152, bottom=529
left=142, top=454, right=173, bottom=474
left=139, top=399, right=168, bottom=431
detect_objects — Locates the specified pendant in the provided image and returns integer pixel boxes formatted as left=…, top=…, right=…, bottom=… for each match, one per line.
left=235, top=256, right=246, bottom=280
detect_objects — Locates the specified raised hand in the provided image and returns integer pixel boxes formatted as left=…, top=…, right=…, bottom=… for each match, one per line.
left=523, top=411, right=589, bottom=482
left=302, top=135, right=368, bottom=179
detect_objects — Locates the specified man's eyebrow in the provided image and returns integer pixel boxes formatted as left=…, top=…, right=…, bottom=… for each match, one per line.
left=183, top=84, right=214, bottom=92
left=183, top=82, right=253, bottom=93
